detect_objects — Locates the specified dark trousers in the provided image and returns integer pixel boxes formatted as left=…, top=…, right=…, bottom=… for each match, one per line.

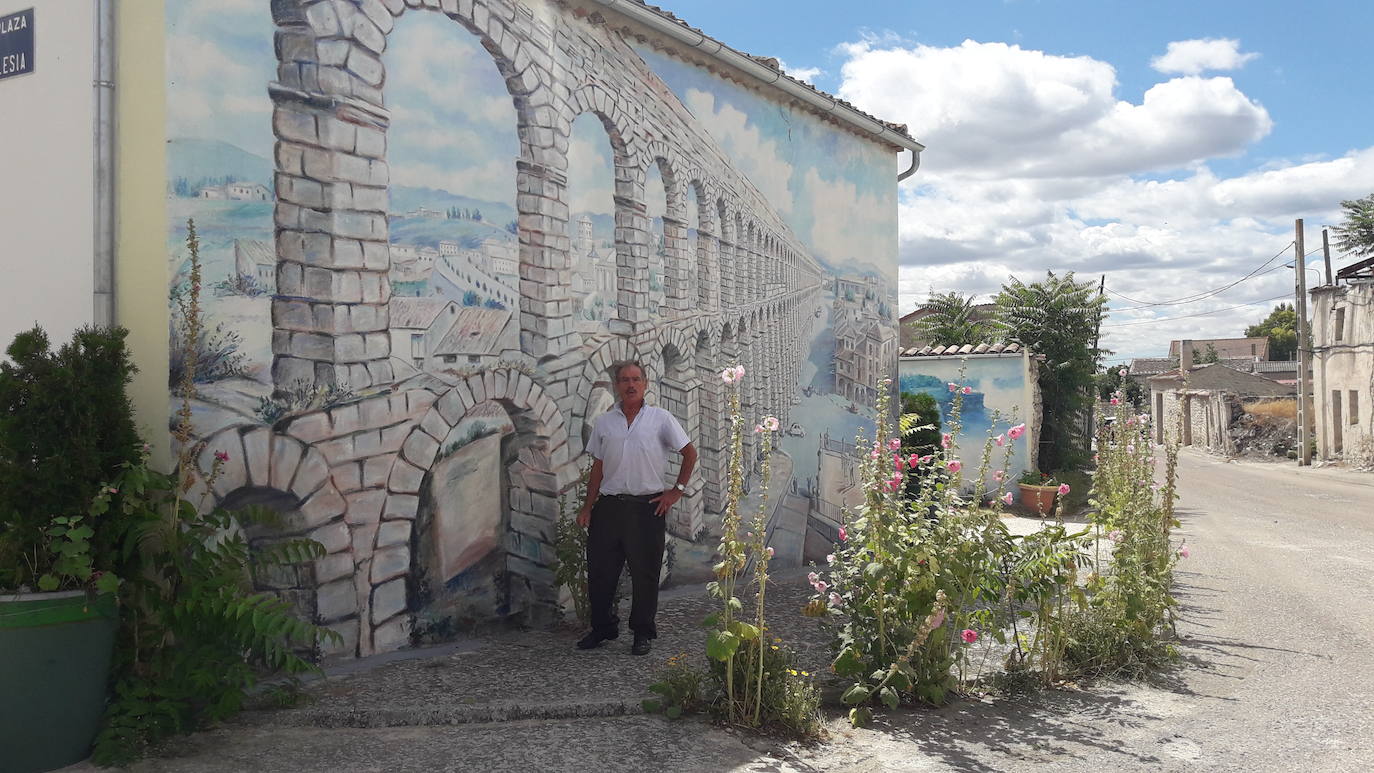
left=586, top=495, right=666, bottom=639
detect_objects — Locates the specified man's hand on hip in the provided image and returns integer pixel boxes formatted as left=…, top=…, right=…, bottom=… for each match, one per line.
left=650, top=488, right=682, bottom=517
left=576, top=503, right=593, bottom=528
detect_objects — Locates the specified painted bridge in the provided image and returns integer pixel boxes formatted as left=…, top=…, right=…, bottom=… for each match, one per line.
left=194, top=0, right=829, bottom=657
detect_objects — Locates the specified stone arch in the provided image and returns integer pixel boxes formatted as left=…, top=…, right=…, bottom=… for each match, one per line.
left=268, top=0, right=557, bottom=391
left=569, top=335, right=647, bottom=454
left=686, top=177, right=714, bottom=310
left=197, top=424, right=357, bottom=656
left=380, top=367, right=572, bottom=647
left=644, top=149, right=692, bottom=316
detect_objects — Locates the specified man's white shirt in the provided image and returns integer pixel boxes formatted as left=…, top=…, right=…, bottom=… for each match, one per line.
left=586, top=403, right=690, bottom=496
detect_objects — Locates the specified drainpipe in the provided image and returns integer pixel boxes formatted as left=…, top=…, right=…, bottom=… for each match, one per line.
left=93, top=0, right=116, bottom=326
left=897, top=148, right=920, bottom=182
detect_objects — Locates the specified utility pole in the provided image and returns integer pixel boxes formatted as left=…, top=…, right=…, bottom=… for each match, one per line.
left=1295, top=220, right=1312, bottom=466
left=1322, top=228, right=1333, bottom=286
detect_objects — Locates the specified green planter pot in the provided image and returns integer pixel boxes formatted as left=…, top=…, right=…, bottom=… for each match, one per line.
left=0, top=590, right=117, bottom=773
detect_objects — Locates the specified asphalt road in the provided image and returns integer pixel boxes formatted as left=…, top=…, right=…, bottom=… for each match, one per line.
left=794, top=450, right=1374, bottom=772
left=75, top=451, right=1374, bottom=773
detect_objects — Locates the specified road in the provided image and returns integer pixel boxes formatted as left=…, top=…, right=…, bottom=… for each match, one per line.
left=74, top=451, right=1374, bottom=773
left=794, top=450, right=1374, bottom=772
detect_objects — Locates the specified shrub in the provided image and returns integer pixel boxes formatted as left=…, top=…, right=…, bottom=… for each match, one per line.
left=0, top=325, right=140, bottom=590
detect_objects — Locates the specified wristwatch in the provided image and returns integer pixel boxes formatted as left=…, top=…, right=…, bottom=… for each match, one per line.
left=673, top=482, right=686, bottom=492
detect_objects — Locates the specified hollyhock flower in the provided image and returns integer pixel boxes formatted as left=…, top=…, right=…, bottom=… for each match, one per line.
left=829, top=592, right=842, bottom=607
left=919, top=455, right=934, bottom=464
left=961, top=386, right=973, bottom=395
left=214, top=450, right=230, bottom=462
left=1110, top=397, right=1121, bottom=406
left=893, top=455, right=905, bottom=471
left=1001, top=491, right=1014, bottom=505
left=754, top=424, right=765, bottom=434
left=947, top=382, right=958, bottom=392
left=1108, top=530, right=1123, bottom=543
left=721, top=368, right=737, bottom=384
left=1119, top=368, right=1128, bottom=377
left=734, top=365, right=746, bottom=379
left=946, top=460, right=962, bottom=473
left=1057, top=483, right=1070, bottom=496
left=888, top=437, right=902, bottom=451
left=838, top=526, right=847, bottom=542
left=1008, top=424, right=1026, bottom=440
left=814, top=580, right=828, bottom=592
left=764, top=416, right=780, bottom=432
left=994, top=470, right=1005, bottom=482
left=881, top=377, right=892, bottom=385
left=995, top=434, right=1005, bottom=447
left=766, top=546, right=774, bottom=558
left=870, top=449, right=881, bottom=459
left=908, top=454, right=921, bottom=468
left=1127, top=444, right=1136, bottom=454
left=1178, top=544, right=1191, bottom=559
left=808, top=572, right=820, bottom=584
left=106, top=486, right=119, bottom=494
left=826, top=553, right=836, bottom=564
left=885, top=478, right=900, bottom=492
left=960, top=629, right=979, bottom=644
left=941, top=433, right=953, bottom=449
left=929, top=608, right=946, bottom=630
left=1126, top=418, right=1136, bottom=427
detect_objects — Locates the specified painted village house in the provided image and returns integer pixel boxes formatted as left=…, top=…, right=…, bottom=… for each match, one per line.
left=2, top=0, right=924, bottom=658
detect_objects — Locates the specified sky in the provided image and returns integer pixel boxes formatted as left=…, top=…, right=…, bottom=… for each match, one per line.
left=663, top=0, right=1374, bottom=362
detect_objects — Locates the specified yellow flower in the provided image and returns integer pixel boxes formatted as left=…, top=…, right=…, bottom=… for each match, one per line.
left=787, top=669, right=798, bottom=676
left=801, top=671, right=810, bottom=676
left=770, top=645, right=779, bottom=650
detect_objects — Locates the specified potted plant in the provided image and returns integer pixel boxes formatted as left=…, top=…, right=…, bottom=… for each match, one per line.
left=1016, top=470, right=1060, bottom=515
left=0, top=326, right=139, bottom=773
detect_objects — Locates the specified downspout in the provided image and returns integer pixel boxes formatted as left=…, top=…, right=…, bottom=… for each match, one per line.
left=897, top=148, right=920, bottom=182
left=93, top=0, right=116, bottom=326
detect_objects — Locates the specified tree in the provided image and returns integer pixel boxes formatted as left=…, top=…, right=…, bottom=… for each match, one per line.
left=1332, top=193, right=1374, bottom=258
left=899, top=391, right=941, bottom=500
left=1097, top=367, right=1143, bottom=407
left=1245, top=303, right=1298, bottom=361
left=991, top=271, right=1106, bottom=473
left=907, top=291, right=992, bottom=347
left=1193, top=343, right=1220, bottom=364
left=462, top=290, right=481, bottom=306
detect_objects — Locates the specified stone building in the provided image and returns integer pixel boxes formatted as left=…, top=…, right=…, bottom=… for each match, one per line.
left=1310, top=269, right=1374, bottom=461
left=1148, top=360, right=1294, bottom=452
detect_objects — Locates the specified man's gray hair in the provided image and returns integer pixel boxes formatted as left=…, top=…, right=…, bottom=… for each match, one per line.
left=612, top=360, right=646, bottom=381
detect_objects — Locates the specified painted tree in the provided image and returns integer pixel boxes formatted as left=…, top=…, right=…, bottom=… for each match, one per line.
left=907, top=291, right=993, bottom=347
left=1332, top=193, right=1374, bottom=258
left=992, top=272, right=1106, bottom=472
left=1244, top=303, right=1298, bottom=361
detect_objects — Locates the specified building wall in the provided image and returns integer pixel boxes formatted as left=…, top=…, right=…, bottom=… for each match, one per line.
left=0, top=2, right=96, bottom=352
left=897, top=353, right=1038, bottom=494
left=111, top=0, right=903, bottom=657
left=1311, top=281, right=1374, bottom=461
left=1153, top=389, right=1233, bottom=453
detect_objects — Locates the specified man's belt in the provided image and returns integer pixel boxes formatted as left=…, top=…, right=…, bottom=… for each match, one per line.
left=601, top=492, right=660, bottom=503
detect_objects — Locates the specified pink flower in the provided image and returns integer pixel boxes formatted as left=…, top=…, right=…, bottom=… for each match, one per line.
left=870, top=449, right=881, bottom=459
left=1119, top=368, right=1128, bottom=377
left=721, top=368, right=737, bottom=384
left=960, top=629, right=979, bottom=644
left=946, top=460, right=962, bottom=473
left=214, top=450, right=230, bottom=462
left=1127, top=444, right=1136, bottom=454
left=947, top=382, right=958, bottom=392
left=919, top=454, right=934, bottom=464
left=893, top=455, right=905, bottom=471
left=881, top=377, right=892, bottom=385
left=140, top=442, right=150, bottom=453
left=764, top=416, right=780, bottom=432
left=808, top=572, right=820, bottom=584
left=888, top=437, right=902, bottom=451
left=1008, top=424, right=1026, bottom=440
left=766, top=546, right=774, bottom=558
left=734, top=365, right=746, bottom=380
left=829, top=592, right=842, bottom=607
left=1110, top=397, right=1121, bottom=406
left=908, top=454, right=921, bottom=468
left=826, top=553, right=836, bottom=564
left=838, top=526, right=847, bottom=542
left=1057, top=483, right=1070, bottom=496
left=1108, top=530, right=1123, bottom=543
left=1000, top=491, right=1014, bottom=505
left=941, top=433, right=953, bottom=449
left=929, top=608, right=946, bottom=630
left=106, top=486, right=119, bottom=494
left=961, top=386, right=973, bottom=395
left=1178, top=544, right=1190, bottom=559
left=814, top=580, right=828, bottom=592
left=994, top=470, right=1005, bottom=482
left=885, top=478, right=900, bottom=492
left=754, top=424, right=765, bottom=434
left=995, top=434, right=1005, bottom=447
left=1126, top=418, right=1136, bottom=427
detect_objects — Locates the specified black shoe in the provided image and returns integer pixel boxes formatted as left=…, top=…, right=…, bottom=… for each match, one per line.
left=577, top=630, right=618, bottom=650
left=631, top=635, right=652, bottom=656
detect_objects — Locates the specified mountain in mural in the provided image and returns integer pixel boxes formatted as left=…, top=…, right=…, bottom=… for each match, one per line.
left=168, top=138, right=274, bottom=188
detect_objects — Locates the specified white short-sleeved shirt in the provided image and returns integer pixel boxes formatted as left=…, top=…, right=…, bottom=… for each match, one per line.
left=586, top=403, right=690, bottom=496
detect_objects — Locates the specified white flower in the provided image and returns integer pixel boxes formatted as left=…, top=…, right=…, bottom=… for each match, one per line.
left=764, top=416, right=780, bottom=432
left=721, top=368, right=736, bottom=384
left=826, top=553, right=836, bottom=564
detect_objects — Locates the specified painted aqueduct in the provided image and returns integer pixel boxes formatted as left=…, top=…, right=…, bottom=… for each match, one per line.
left=189, top=0, right=835, bottom=657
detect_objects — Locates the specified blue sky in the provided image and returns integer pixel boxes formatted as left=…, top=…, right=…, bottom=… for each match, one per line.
left=668, top=0, right=1374, bottom=360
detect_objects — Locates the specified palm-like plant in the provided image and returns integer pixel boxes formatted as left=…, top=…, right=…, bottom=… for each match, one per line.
left=907, top=292, right=992, bottom=347
left=992, top=272, right=1106, bottom=472
left=1332, top=193, right=1374, bottom=258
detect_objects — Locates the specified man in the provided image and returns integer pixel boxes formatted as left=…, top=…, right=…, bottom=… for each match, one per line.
left=576, top=361, right=697, bottom=656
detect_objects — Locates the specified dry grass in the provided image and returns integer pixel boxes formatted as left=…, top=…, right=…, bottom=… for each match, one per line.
left=1243, top=398, right=1297, bottom=421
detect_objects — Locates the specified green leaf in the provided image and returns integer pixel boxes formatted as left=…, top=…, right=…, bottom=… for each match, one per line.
left=731, top=621, right=760, bottom=640
left=37, top=574, right=59, bottom=591
left=647, top=682, right=670, bottom=696
left=848, top=706, right=873, bottom=727
left=879, top=686, right=899, bottom=709
left=665, top=705, right=683, bottom=720
left=95, top=572, right=121, bottom=595
left=864, top=561, right=885, bottom=579
left=706, top=630, right=740, bottom=661
left=833, top=646, right=863, bottom=677
left=840, top=683, right=871, bottom=706
left=642, top=699, right=662, bottom=713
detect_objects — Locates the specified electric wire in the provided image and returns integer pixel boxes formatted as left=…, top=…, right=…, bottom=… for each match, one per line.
left=1101, top=292, right=1292, bottom=328
left=1105, top=241, right=1298, bottom=310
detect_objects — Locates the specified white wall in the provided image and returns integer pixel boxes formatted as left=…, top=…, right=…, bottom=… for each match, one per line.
left=0, top=2, right=96, bottom=353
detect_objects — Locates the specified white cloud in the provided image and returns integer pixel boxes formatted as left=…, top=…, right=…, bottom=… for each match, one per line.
left=1151, top=38, right=1259, bottom=76
left=566, top=118, right=616, bottom=216
left=837, top=39, right=1271, bottom=179
left=805, top=168, right=895, bottom=272
left=777, top=59, right=823, bottom=84
left=684, top=89, right=795, bottom=214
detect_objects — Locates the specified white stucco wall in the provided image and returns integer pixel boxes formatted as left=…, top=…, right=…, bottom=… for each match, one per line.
left=0, top=3, right=96, bottom=352
left=1311, top=280, right=1374, bottom=461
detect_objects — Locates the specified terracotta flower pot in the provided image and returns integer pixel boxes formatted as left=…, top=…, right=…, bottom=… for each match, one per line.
left=1017, top=483, right=1059, bottom=515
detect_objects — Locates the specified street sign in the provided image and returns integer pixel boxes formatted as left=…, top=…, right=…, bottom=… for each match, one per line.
left=0, top=7, right=34, bottom=82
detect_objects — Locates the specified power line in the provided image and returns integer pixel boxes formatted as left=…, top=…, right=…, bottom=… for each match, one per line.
left=1104, top=241, right=1294, bottom=310
left=1101, top=293, right=1291, bottom=328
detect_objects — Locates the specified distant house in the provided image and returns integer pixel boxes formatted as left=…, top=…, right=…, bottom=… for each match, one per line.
left=833, top=314, right=897, bottom=408
left=233, top=239, right=275, bottom=290
left=198, top=182, right=270, bottom=201
left=1309, top=269, right=1374, bottom=461
left=196, top=185, right=227, bottom=200
left=1147, top=359, right=1294, bottom=452
left=1168, top=336, right=1271, bottom=362
left=431, top=307, right=514, bottom=369
left=387, top=297, right=460, bottom=370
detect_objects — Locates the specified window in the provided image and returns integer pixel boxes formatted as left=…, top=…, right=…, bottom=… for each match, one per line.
left=468, top=355, right=481, bottom=364
left=1350, top=390, right=1359, bottom=426
left=1250, top=343, right=1256, bottom=356
left=410, top=333, right=424, bottom=359
left=1335, top=307, right=1346, bottom=342
left=441, top=355, right=457, bottom=364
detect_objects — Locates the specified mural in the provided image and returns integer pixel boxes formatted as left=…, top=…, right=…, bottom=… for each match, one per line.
left=164, top=0, right=900, bottom=657
left=898, top=354, right=1038, bottom=494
